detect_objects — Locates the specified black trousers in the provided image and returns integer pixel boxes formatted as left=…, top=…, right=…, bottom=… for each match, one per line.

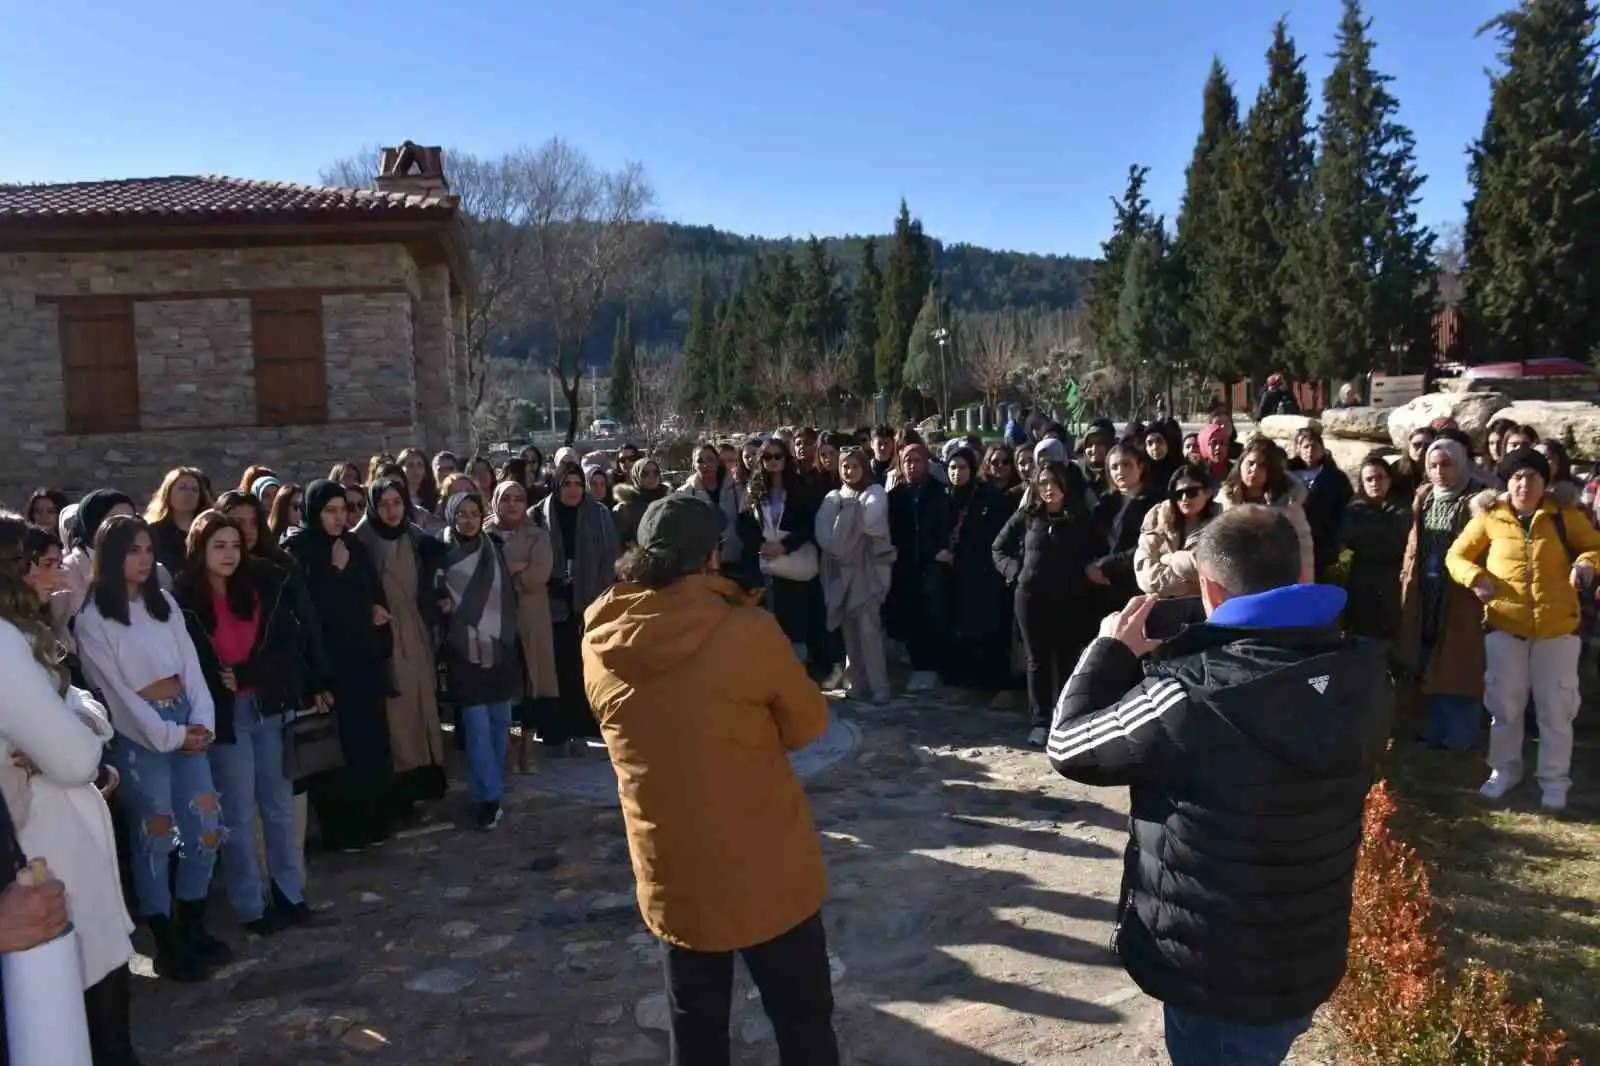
left=1016, top=586, right=1088, bottom=727
left=541, top=618, right=599, bottom=745
left=661, top=911, right=840, bottom=1066
left=85, top=963, right=138, bottom=1065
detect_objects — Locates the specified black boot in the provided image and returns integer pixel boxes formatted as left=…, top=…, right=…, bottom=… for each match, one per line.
left=174, top=898, right=232, bottom=968
left=84, top=964, right=144, bottom=1065
left=271, top=881, right=332, bottom=928
left=146, top=914, right=206, bottom=983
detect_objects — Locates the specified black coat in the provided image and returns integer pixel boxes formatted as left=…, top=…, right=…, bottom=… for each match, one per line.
left=884, top=477, right=951, bottom=641
left=1288, top=460, right=1355, bottom=580
left=1047, top=616, right=1391, bottom=1025
left=178, top=561, right=323, bottom=743
left=1340, top=497, right=1411, bottom=641
left=736, top=485, right=820, bottom=644
left=281, top=529, right=393, bottom=777
left=150, top=517, right=189, bottom=577
left=1091, top=486, right=1161, bottom=603
left=992, top=505, right=1097, bottom=600
left=939, top=482, right=1013, bottom=644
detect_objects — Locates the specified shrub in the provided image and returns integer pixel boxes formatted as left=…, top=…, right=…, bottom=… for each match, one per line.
left=1331, top=782, right=1577, bottom=1065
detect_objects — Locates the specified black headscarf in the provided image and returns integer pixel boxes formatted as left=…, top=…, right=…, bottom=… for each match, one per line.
left=443, top=491, right=484, bottom=551
left=366, top=478, right=413, bottom=541
left=75, top=488, right=134, bottom=550
left=287, top=479, right=350, bottom=567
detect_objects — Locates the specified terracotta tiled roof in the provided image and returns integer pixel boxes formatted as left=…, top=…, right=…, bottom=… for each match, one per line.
left=0, top=175, right=454, bottom=220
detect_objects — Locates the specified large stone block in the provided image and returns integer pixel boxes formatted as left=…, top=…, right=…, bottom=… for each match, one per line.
left=1496, top=400, right=1600, bottom=460
left=1257, top=414, right=1322, bottom=442
left=1386, top=391, right=1513, bottom=449
left=1317, top=406, right=1391, bottom=443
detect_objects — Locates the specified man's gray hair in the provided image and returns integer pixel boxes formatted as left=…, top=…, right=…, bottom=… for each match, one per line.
left=1193, top=504, right=1303, bottom=595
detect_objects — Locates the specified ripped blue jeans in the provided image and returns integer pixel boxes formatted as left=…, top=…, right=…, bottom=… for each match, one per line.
left=112, top=694, right=222, bottom=918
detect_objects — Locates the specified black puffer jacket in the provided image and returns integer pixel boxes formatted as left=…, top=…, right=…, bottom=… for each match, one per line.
left=1046, top=584, right=1392, bottom=1025
left=991, top=505, right=1095, bottom=598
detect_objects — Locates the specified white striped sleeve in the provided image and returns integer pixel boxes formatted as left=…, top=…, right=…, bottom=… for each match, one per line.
left=1047, top=674, right=1189, bottom=784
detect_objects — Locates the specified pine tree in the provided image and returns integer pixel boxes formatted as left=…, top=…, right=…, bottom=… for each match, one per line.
left=1284, top=0, right=1437, bottom=380
left=682, top=273, right=719, bottom=419
left=1173, top=59, right=1240, bottom=377
left=844, top=238, right=883, bottom=407
left=1086, top=166, right=1155, bottom=361
left=1212, top=19, right=1314, bottom=386
left=787, top=236, right=846, bottom=360
left=608, top=310, right=636, bottom=427
left=1464, top=0, right=1600, bottom=364
left=714, top=292, right=753, bottom=421
left=876, top=200, right=933, bottom=408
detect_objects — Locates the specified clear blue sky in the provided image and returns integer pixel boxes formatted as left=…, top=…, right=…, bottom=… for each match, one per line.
left=2, top=0, right=1506, bottom=256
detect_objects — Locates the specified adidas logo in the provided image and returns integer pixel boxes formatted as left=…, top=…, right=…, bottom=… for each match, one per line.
left=1308, top=675, right=1330, bottom=695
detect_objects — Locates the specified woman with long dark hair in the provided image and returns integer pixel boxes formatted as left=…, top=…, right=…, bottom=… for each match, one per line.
left=0, top=514, right=141, bottom=1061
left=1135, top=463, right=1221, bottom=599
left=1341, top=457, right=1412, bottom=642
left=267, top=483, right=304, bottom=542
left=25, top=488, right=70, bottom=533
left=52, top=489, right=139, bottom=643
left=538, top=462, right=619, bottom=755
left=1085, top=442, right=1161, bottom=613
left=282, top=481, right=395, bottom=852
left=174, top=512, right=319, bottom=935
left=351, top=478, right=447, bottom=816
left=993, top=461, right=1096, bottom=747
left=1218, top=437, right=1315, bottom=582
left=398, top=447, right=443, bottom=530
left=438, top=492, right=523, bottom=830
left=737, top=438, right=821, bottom=659
left=75, top=515, right=227, bottom=983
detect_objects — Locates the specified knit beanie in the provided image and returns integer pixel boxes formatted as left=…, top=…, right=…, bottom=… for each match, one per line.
left=1034, top=438, right=1068, bottom=465
left=1496, top=446, right=1551, bottom=486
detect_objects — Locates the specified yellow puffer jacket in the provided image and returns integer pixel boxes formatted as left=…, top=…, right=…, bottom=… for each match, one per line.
left=1445, top=486, right=1600, bottom=641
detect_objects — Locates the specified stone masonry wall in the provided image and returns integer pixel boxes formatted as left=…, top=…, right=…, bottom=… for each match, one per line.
left=0, top=243, right=448, bottom=505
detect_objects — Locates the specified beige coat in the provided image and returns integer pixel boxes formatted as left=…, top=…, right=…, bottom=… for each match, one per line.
left=1135, top=499, right=1221, bottom=598
left=1217, top=478, right=1315, bottom=583
left=495, top=522, right=559, bottom=699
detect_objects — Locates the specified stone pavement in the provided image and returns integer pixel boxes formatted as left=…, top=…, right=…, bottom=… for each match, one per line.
left=130, top=688, right=1337, bottom=1065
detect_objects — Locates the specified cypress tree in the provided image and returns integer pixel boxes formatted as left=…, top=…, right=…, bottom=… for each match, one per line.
left=608, top=310, right=636, bottom=426
left=903, top=279, right=957, bottom=417
left=714, top=292, right=753, bottom=422
left=1285, top=0, right=1437, bottom=380
left=1173, top=59, right=1241, bottom=377
left=682, top=273, right=719, bottom=419
left=876, top=200, right=932, bottom=404
left=1463, top=0, right=1600, bottom=364
left=788, top=236, right=845, bottom=359
left=845, top=239, right=884, bottom=407
left=1213, top=19, right=1314, bottom=385
left=1086, top=166, right=1155, bottom=361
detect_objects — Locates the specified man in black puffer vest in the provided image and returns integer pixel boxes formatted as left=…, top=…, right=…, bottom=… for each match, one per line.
left=1047, top=504, right=1391, bottom=1066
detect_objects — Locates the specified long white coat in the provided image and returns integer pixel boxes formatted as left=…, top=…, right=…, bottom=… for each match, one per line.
left=0, top=619, right=134, bottom=987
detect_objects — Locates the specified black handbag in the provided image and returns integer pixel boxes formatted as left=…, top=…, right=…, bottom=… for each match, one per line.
left=282, top=710, right=344, bottom=782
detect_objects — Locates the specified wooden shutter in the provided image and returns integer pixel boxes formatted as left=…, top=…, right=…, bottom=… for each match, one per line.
left=252, top=293, right=328, bottom=426
left=58, top=297, right=140, bottom=434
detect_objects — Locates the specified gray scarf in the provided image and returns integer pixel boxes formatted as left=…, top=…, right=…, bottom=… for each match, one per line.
left=441, top=529, right=519, bottom=667
left=539, top=495, right=619, bottom=625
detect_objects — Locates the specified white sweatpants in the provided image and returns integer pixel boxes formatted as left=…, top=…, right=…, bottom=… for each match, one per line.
left=841, top=606, right=890, bottom=702
left=1484, top=631, right=1582, bottom=796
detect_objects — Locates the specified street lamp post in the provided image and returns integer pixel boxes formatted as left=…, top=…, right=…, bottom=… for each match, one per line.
left=931, top=327, right=951, bottom=427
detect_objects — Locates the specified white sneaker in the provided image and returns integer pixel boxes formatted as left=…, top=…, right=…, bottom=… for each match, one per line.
left=907, top=671, right=939, bottom=693
left=1541, top=790, right=1568, bottom=812
left=1027, top=726, right=1048, bottom=749
left=821, top=666, right=848, bottom=692
left=1479, top=771, right=1521, bottom=800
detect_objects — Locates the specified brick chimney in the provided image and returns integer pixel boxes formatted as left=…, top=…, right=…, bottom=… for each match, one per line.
left=376, top=141, right=450, bottom=200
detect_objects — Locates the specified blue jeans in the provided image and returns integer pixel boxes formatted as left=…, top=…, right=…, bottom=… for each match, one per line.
left=1164, top=1006, right=1312, bottom=1066
left=112, top=694, right=221, bottom=918
left=207, top=692, right=302, bottom=921
left=1423, top=694, right=1481, bottom=750
left=461, top=701, right=512, bottom=804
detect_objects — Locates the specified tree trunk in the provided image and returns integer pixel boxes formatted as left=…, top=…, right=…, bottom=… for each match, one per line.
left=562, top=380, right=582, bottom=445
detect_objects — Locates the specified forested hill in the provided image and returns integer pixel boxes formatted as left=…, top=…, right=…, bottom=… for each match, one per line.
left=505, top=222, right=1096, bottom=364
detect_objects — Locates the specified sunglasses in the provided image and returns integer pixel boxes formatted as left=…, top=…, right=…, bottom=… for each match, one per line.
left=1175, top=485, right=1207, bottom=500
left=762, top=453, right=785, bottom=462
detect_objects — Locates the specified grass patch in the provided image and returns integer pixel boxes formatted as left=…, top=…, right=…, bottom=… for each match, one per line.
left=1383, top=694, right=1600, bottom=1061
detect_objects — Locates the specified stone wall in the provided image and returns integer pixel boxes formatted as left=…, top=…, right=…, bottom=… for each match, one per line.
left=0, top=243, right=465, bottom=505
left=1438, top=375, right=1600, bottom=405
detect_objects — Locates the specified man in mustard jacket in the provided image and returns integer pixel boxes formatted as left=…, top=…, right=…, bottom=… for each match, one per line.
left=583, top=495, right=839, bottom=1065
left=1447, top=447, right=1600, bottom=810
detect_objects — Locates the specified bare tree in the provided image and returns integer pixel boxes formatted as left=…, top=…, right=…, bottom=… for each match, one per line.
left=1435, top=221, right=1465, bottom=310
left=750, top=348, right=801, bottom=428
left=319, top=140, right=657, bottom=448
left=629, top=344, right=687, bottom=452
left=964, top=311, right=1028, bottom=414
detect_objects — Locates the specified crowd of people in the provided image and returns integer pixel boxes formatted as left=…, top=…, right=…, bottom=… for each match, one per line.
left=0, top=398, right=1594, bottom=1065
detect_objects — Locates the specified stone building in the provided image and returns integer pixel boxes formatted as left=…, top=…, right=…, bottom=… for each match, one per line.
left=0, top=142, right=473, bottom=504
